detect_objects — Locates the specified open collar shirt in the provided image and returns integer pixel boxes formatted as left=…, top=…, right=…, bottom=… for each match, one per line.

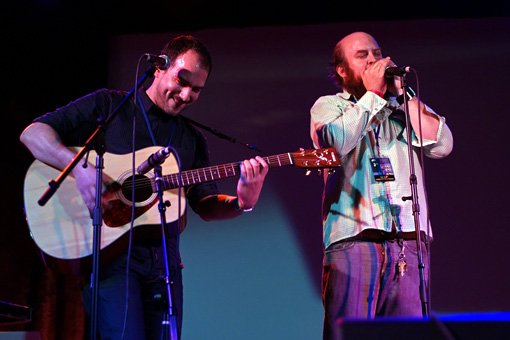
left=310, top=90, right=453, bottom=249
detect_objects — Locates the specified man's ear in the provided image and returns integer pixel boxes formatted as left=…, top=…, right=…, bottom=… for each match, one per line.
left=336, top=65, right=346, bottom=78
left=153, top=68, right=163, bottom=78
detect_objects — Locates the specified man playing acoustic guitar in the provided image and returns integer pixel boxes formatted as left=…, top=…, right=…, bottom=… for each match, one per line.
left=19, top=35, right=269, bottom=340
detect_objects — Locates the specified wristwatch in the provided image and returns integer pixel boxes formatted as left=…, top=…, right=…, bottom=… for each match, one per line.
left=235, top=198, right=253, bottom=212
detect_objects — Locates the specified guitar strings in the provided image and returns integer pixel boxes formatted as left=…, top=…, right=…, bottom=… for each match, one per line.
left=122, top=151, right=328, bottom=191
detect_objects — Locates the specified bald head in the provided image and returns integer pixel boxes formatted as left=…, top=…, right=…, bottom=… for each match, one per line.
left=338, top=32, right=378, bottom=51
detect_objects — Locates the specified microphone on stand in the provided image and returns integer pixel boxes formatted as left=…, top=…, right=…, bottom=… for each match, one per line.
left=384, top=66, right=416, bottom=104
left=143, top=54, right=171, bottom=70
left=385, top=66, right=413, bottom=78
left=137, top=146, right=172, bottom=175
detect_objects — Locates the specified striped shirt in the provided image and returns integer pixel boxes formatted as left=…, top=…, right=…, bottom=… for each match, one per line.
left=310, top=90, right=453, bottom=249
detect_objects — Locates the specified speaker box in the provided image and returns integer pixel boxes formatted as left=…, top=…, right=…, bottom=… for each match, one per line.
left=0, top=332, right=40, bottom=340
left=341, top=313, right=510, bottom=340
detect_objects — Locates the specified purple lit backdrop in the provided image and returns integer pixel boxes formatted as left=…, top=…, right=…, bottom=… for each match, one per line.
left=108, top=18, right=510, bottom=313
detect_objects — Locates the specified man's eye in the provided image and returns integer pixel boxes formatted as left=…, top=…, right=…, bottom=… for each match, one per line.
left=176, top=77, right=188, bottom=86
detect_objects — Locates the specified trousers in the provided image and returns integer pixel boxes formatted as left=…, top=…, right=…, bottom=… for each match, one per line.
left=322, top=238, right=429, bottom=340
left=82, top=243, right=183, bottom=340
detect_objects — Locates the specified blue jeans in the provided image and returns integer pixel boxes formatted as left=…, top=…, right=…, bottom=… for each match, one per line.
left=83, top=243, right=183, bottom=340
left=322, top=238, right=429, bottom=340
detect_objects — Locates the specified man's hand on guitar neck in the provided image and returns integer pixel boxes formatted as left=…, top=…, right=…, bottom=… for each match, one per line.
left=236, top=156, right=269, bottom=211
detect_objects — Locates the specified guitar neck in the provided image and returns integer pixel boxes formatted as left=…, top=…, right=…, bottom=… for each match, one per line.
left=161, top=153, right=293, bottom=190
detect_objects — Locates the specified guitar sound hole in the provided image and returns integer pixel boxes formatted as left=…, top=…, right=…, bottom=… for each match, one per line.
left=121, top=175, right=153, bottom=203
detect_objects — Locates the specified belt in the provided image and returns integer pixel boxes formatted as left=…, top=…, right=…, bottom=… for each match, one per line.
left=340, top=229, right=428, bottom=243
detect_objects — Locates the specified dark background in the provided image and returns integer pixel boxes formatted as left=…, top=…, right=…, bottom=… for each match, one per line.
left=4, top=1, right=510, bottom=339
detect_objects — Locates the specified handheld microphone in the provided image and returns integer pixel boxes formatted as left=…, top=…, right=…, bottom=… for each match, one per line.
left=137, top=146, right=172, bottom=175
left=143, top=54, right=171, bottom=70
left=385, top=66, right=412, bottom=78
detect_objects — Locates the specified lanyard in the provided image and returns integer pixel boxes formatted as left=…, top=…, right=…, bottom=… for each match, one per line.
left=374, top=125, right=381, bottom=149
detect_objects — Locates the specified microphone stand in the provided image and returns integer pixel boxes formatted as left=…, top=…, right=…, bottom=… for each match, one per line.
left=36, top=65, right=159, bottom=339
left=399, top=74, right=430, bottom=318
left=152, top=163, right=178, bottom=340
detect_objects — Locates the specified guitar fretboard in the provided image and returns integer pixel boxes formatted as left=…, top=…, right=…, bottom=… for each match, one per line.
left=161, top=153, right=293, bottom=189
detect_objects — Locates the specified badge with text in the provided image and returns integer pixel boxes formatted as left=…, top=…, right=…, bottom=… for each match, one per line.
left=370, top=157, right=395, bottom=182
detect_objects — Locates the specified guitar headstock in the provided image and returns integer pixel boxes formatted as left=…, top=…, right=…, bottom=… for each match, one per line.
left=290, top=148, right=341, bottom=168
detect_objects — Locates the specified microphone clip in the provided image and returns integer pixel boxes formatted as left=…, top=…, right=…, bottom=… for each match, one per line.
left=143, top=54, right=171, bottom=70
left=136, top=146, right=172, bottom=175
left=396, top=86, right=416, bottom=105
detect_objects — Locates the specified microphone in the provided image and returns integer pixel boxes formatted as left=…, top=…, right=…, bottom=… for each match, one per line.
left=385, top=66, right=412, bottom=78
left=137, top=146, right=172, bottom=175
left=143, top=54, right=171, bottom=70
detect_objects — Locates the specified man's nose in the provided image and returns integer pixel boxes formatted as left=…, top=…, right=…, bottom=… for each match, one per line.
left=367, top=52, right=378, bottom=64
left=179, top=87, right=192, bottom=103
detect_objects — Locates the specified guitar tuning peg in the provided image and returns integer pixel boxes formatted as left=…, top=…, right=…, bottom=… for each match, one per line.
left=305, top=169, right=311, bottom=176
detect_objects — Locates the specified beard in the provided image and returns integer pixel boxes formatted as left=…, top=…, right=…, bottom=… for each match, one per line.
left=342, top=64, right=367, bottom=100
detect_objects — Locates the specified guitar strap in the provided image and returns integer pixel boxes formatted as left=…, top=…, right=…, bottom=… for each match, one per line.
left=137, top=90, right=256, bottom=152
left=179, top=115, right=262, bottom=152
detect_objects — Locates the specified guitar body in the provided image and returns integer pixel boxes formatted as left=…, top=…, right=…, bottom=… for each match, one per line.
left=23, top=146, right=186, bottom=261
